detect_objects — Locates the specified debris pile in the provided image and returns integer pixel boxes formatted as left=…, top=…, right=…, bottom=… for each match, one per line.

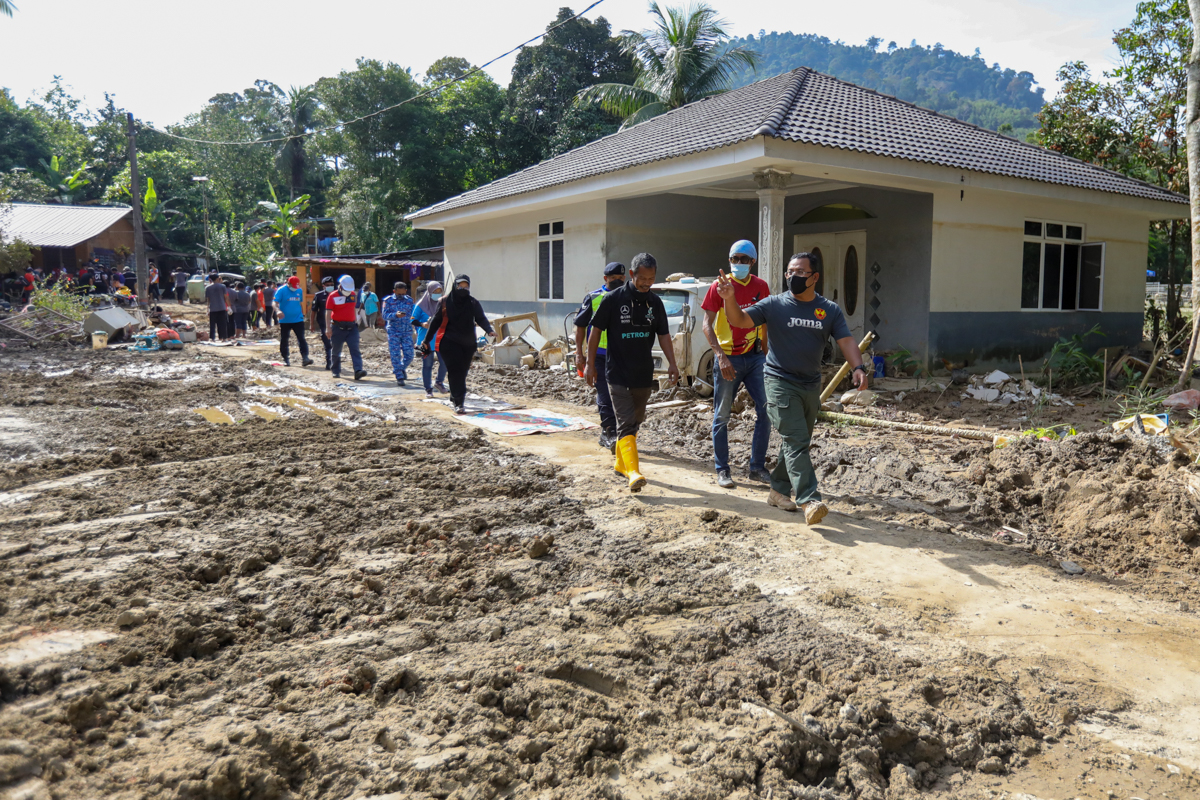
left=961, top=369, right=1072, bottom=407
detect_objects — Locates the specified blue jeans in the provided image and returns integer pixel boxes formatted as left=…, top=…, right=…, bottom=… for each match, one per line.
left=711, top=351, right=770, bottom=473
left=422, top=349, right=447, bottom=392
left=330, top=323, right=363, bottom=376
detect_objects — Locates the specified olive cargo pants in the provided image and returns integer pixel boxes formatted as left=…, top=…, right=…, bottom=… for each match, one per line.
left=765, top=376, right=822, bottom=505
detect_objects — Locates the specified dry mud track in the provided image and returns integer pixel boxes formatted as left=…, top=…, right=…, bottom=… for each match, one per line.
left=0, top=347, right=1196, bottom=800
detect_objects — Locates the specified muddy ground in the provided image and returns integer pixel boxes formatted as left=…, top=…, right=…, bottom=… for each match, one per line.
left=1, top=333, right=1199, bottom=800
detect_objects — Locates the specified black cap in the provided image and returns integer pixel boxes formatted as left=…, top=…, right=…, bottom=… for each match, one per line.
left=320, top=275, right=335, bottom=285
left=604, top=262, right=626, bottom=277
left=455, top=274, right=471, bottom=286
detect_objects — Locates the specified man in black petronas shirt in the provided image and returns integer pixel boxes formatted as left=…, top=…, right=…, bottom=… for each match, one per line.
left=585, top=253, right=680, bottom=493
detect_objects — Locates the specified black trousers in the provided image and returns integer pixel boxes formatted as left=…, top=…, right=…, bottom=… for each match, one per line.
left=262, top=306, right=276, bottom=326
left=439, top=340, right=476, bottom=407
left=609, top=383, right=653, bottom=438
left=278, top=321, right=308, bottom=362
left=314, top=321, right=332, bottom=367
left=208, top=311, right=226, bottom=341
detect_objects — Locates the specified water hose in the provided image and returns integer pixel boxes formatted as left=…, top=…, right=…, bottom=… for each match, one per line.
left=818, top=410, right=997, bottom=441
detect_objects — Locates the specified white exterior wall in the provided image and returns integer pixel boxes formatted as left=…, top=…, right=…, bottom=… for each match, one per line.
left=441, top=199, right=607, bottom=308
left=929, top=184, right=1150, bottom=314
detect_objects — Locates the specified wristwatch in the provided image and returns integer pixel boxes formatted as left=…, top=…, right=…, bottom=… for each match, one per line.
left=852, top=364, right=868, bottom=374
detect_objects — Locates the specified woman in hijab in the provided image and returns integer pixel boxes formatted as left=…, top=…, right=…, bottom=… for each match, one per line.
left=422, top=275, right=494, bottom=414
left=412, top=281, right=447, bottom=397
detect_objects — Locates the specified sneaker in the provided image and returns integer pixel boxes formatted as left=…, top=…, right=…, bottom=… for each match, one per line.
left=454, top=405, right=466, bottom=415
left=425, top=391, right=434, bottom=399
left=396, top=378, right=406, bottom=387
left=331, top=373, right=340, bottom=379
left=716, top=469, right=735, bottom=489
left=803, top=501, right=829, bottom=526
left=767, top=489, right=797, bottom=512
left=282, top=358, right=291, bottom=367
left=301, top=358, right=313, bottom=366
left=747, top=468, right=772, bottom=484
left=354, top=370, right=366, bottom=381
left=435, top=383, right=448, bottom=394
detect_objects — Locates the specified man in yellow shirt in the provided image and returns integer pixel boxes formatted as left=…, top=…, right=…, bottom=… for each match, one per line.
left=700, top=240, right=771, bottom=489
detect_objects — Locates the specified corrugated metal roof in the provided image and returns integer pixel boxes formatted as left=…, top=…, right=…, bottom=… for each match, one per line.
left=0, top=203, right=132, bottom=247
left=409, top=68, right=1185, bottom=220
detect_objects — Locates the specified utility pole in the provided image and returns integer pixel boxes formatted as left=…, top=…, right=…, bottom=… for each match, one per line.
left=126, top=113, right=149, bottom=310
left=193, top=176, right=211, bottom=270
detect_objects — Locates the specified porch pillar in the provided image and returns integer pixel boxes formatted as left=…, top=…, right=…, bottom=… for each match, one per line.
left=754, top=169, right=791, bottom=293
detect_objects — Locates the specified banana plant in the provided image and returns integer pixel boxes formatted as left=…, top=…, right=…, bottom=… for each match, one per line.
left=38, top=155, right=92, bottom=204
left=140, top=177, right=184, bottom=243
left=250, top=183, right=310, bottom=257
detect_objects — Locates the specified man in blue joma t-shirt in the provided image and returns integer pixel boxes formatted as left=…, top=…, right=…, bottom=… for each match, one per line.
left=273, top=275, right=314, bottom=367
left=715, top=251, right=868, bottom=526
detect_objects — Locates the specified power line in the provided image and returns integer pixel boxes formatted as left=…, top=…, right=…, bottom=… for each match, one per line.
left=147, top=0, right=607, bottom=147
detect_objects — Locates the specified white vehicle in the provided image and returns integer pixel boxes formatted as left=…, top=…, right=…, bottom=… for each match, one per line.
left=649, top=276, right=720, bottom=397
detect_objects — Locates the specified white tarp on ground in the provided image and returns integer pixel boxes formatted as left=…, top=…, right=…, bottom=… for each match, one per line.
left=452, top=408, right=598, bottom=437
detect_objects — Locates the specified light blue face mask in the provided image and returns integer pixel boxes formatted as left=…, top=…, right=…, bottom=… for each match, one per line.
left=431, top=293, right=443, bottom=301
left=730, top=263, right=750, bottom=281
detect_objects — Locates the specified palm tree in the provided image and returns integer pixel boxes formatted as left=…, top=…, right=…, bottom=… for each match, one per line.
left=575, top=2, right=757, bottom=129
left=278, top=86, right=317, bottom=200
left=0, top=0, right=17, bottom=18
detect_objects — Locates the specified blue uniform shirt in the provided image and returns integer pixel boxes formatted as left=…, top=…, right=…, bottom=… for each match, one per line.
left=274, top=285, right=305, bottom=324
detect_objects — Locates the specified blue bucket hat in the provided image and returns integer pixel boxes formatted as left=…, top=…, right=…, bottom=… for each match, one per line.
left=729, top=240, right=757, bottom=260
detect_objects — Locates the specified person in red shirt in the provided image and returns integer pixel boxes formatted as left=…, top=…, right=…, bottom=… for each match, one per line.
left=21, top=270, right=35, bottom=304
left=326, top=274, right=366, bottom=380
left=700, top=240, right=772, bottom=489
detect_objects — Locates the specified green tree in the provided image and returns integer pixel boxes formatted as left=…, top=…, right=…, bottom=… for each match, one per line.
left=104, top=150, right=208, bottom=250
left=0, top=90, right=51, bottom=174
left=504, top=8, right=633, bottom=170
left=252, top=183, right=310, bottom=257
left=38, top=155, right=92, bottom=204
left=427, top=64, right=507, bottom=192
left=279, top=85, right=317, bottom=200
left=0, top=170, right=52, bottom=203
left=0, top=0, right=17, bottom=17
left=1036, top=0, right=1192, bottom=333
left=210, top=213, right=271, bottom=268
left=169, top=81, right=287, bottom=220
left=576, top=2, right=758, bottom=128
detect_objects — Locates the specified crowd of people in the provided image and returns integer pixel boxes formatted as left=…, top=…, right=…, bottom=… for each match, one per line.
left=572, top=240, right=869, bottom=523
left=7, top=238, right=867, bottom=524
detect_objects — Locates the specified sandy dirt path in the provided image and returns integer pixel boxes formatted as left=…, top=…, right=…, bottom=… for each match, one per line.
left=250, top=347, right=1200, bottom=797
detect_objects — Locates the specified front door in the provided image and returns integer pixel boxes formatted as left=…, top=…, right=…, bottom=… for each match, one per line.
left=793, top=230, right=866, bottom=341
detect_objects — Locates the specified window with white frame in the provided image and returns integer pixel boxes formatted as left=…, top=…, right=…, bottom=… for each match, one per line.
left=1021, top=219, right=1104, bottom=311
left=537, top=221, right=565, bottom=300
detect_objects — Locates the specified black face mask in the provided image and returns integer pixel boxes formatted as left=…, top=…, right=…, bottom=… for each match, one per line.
left=789, top=273, right=813, bottom=295
left=453, top=287, right=470, bottom=301
left=605, top=279, right=624, bottom=291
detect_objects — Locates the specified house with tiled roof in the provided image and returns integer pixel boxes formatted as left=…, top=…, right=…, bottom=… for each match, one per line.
left=408, top=68, right=1186, bottom=367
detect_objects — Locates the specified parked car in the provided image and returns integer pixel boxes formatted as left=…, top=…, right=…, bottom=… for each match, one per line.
left=650, top=276, right=719, bottom=397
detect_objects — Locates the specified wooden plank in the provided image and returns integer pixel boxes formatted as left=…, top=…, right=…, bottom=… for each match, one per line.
left=646, top=399, right=692, bottom=411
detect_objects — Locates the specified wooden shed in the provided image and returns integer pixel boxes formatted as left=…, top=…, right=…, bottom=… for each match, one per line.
left=288, top=247, right=444, bottom=312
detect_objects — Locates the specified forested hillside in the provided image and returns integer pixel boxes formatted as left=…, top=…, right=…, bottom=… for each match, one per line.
left=727, top=32, right=1045, bottom=135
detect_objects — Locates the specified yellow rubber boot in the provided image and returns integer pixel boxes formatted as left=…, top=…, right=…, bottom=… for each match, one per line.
left=617, top=435, right=647, bottom=493
left=614, top=442, right=627, bottom=477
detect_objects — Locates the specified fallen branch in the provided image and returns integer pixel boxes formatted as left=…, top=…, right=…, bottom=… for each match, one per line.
left=819, top=411, right=997, bottom=441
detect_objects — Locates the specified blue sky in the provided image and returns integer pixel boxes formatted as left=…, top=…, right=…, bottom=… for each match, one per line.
left=0, top=0, right=1139, bottom=126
